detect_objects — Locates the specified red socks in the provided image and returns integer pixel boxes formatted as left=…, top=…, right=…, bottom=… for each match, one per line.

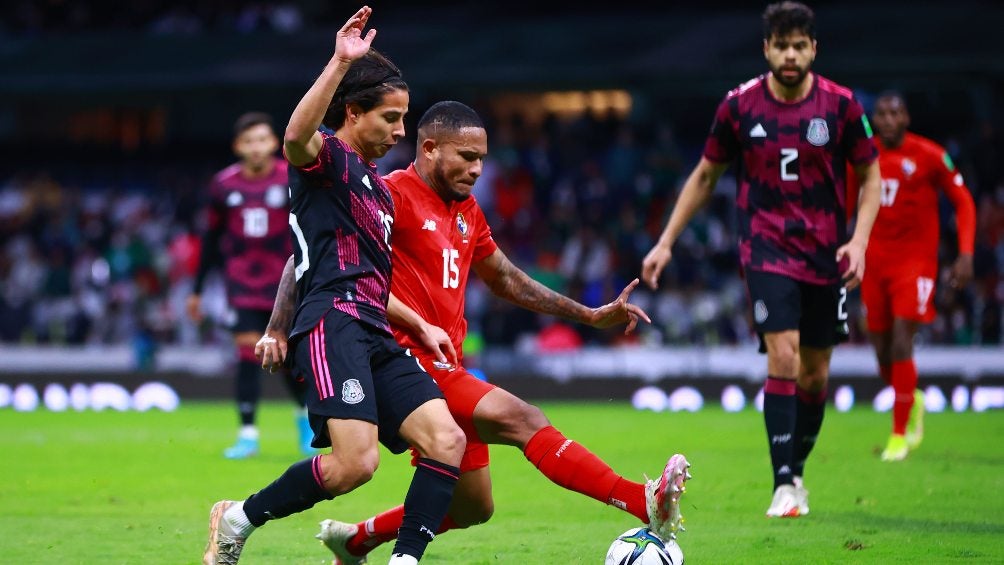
left=346, top=425, right=652, bottom=556
left=523, top=426, right=648, bottom=523
left=347, top=507, right=462, bottom=556
left=891, top=359, right=918, bottom=435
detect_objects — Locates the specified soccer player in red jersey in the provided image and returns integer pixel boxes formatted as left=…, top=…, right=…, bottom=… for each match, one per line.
left=187, top=112, right=312, bottom=460
left=204, top=8, right=465, bottom=565
left=257, top=102, right=690, bottom=563
left=852, top=92, right=976, bottom=461
left=642, top=1, right=882, bottom=518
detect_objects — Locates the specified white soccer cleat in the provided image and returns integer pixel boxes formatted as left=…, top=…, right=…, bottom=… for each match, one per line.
left=765, top=484, right=801, bottom=518
left=645, top=453, right=691, bottom=541
left=317, top=519, right=368, bottom=565
left=906, top=389, right=925, bottom=450
left=203, top=500, right=247, bottom=564
left=792, top=476, right=810, bottom=516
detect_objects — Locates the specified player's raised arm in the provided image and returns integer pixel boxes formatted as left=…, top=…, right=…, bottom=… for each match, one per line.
left=473, top=249, right=649, bottom=334
left=642, top=157, right=729, bottom=289
left=283, top=6, right=376, bottom=166
left=838, top=159, right=881, bottom=289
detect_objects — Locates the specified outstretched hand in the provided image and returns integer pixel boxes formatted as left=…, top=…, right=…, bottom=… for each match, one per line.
left=335, top=6, right=377, bottom=63
left=641, top=245, right=672, bottom=290
left=589, top=278, right=652, bottom=334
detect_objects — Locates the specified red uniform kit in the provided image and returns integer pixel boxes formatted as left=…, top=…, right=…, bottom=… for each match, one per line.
left=384, top=164, right=498, bottom=471
left=858, top=132, right=976, bottom=330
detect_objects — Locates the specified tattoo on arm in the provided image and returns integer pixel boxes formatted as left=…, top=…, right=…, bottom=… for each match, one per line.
left=267, top=256, right=297, bottom=334
left=481, top=251, right=591, bottom=324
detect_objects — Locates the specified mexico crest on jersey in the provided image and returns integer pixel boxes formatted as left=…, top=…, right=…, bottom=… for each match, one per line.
left=806, top=118, right=829, bottom=146
left=265, top=184, right=287, bottom=208
left=456, top=212, right=468, bottom=237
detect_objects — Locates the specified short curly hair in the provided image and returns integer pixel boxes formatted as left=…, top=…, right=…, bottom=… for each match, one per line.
left=762, top=1, right=816, bottom=41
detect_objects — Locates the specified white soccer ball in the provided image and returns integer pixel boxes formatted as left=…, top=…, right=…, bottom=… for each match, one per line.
left=605, top=527, right=684, bottom=565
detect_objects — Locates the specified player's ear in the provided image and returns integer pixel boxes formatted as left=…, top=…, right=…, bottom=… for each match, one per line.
left=420, top=137, right=438, bottom=160
left=762, top=38, right=769, bottom=59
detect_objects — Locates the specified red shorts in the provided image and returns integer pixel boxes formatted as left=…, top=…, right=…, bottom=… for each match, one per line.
left=861, top=258, right=937, bottom=332
left=409, top=354, right=495, bottom=472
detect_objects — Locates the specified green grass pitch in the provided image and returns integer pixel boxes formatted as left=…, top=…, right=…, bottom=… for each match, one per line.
left=2, top=400, right=1002, bottom=563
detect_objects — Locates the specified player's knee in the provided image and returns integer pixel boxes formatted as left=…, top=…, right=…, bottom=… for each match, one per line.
left=427, top=424, right=467, bottom=466
left=321, top=450, right=379, bottom=494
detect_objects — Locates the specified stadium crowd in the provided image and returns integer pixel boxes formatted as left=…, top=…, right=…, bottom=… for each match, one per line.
left=1, top=110, right=1002, bottom=351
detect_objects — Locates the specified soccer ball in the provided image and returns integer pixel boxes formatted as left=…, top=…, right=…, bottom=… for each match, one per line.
left=605, top=527, right=684, bottom=565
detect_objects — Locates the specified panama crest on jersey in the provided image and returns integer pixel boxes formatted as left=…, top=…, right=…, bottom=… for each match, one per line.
left=806, top=118, right=829, bottom=146
left=341, top=378, right=364, bottom=404
left=456, top=212, right=468, bottom=237
left=901, top=158, right=916, bottom=178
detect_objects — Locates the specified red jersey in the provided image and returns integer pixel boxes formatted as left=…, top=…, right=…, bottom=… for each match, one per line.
left=861, top=132, right=976, bottom=267
left=384, top=165, right=497, bottom=360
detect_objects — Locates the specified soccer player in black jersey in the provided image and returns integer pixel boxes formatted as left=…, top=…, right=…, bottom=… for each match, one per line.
left=203, top=8, right=464, bottom=565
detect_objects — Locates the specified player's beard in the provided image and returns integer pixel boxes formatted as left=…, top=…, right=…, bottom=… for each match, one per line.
left=770, top=63, right=810, bottom=88
left=432, top=164, right=472, bottom=202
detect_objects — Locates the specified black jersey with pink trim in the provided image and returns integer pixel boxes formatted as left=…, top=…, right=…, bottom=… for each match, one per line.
left=703, top=73, right=877, bottom=284
left=288, top=133, right=394, bottom=339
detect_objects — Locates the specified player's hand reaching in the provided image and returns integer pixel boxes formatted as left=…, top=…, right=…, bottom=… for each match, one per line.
left=255, top=330, right=288, bottom=373
left=950, top=254, right=974, bottom=289
left=641, top=245, right=672, bottom=290
left=416, top=322, right=459, bottom=368
left=836, top=239, right=867, bottom=290
left=588, top=278, right=653, bottom=334
left=334, top=6, right=377, bottom=64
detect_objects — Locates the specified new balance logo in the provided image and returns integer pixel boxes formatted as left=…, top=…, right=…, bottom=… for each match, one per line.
left=362, top=175, right=373, bottom=190
left=750, top=123, right=767, bottom=138
left=422, top=219, right=437, bottom=231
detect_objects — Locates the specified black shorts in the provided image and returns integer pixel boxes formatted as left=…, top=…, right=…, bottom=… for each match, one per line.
left=745, top=270, right=849, bottom=353
left=228, top=308, right=271, bottom=334
left=292, top=309, right=443, bottom=454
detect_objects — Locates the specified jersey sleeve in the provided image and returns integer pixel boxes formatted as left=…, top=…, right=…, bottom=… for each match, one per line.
left=841, top=97, right=878, bottom=167
left=702, top=97, right=739, bottom=164
left=471, top=204, right=498, bottom=262
left=294, top=133, right=344, bottom=182
left=194, top=176, right=226, bottom=292
left=933, top=149, right=977, bottom=255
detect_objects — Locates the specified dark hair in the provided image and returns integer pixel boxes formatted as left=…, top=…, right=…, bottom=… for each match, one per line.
left=762, top=1, right=815, bottom=40
left=876, top=90, right=907, bottom=109
left=322, top=48, right=408, bottom=130
left=417, top=101, right=485, bottom=139
left=234, top=112, right=274, bottom=136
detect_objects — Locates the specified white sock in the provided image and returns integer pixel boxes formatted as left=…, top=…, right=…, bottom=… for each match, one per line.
left=387, top=553, right=419, bottom=565
left=238, top=425, right=259, bottom=440
left=223, top=501, right=256, bottom=538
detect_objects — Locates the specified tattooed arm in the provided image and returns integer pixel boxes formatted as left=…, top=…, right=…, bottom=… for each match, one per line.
left=471, top=249, right=650, bottom=333
left=256, top=255, right=297, bottom=372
